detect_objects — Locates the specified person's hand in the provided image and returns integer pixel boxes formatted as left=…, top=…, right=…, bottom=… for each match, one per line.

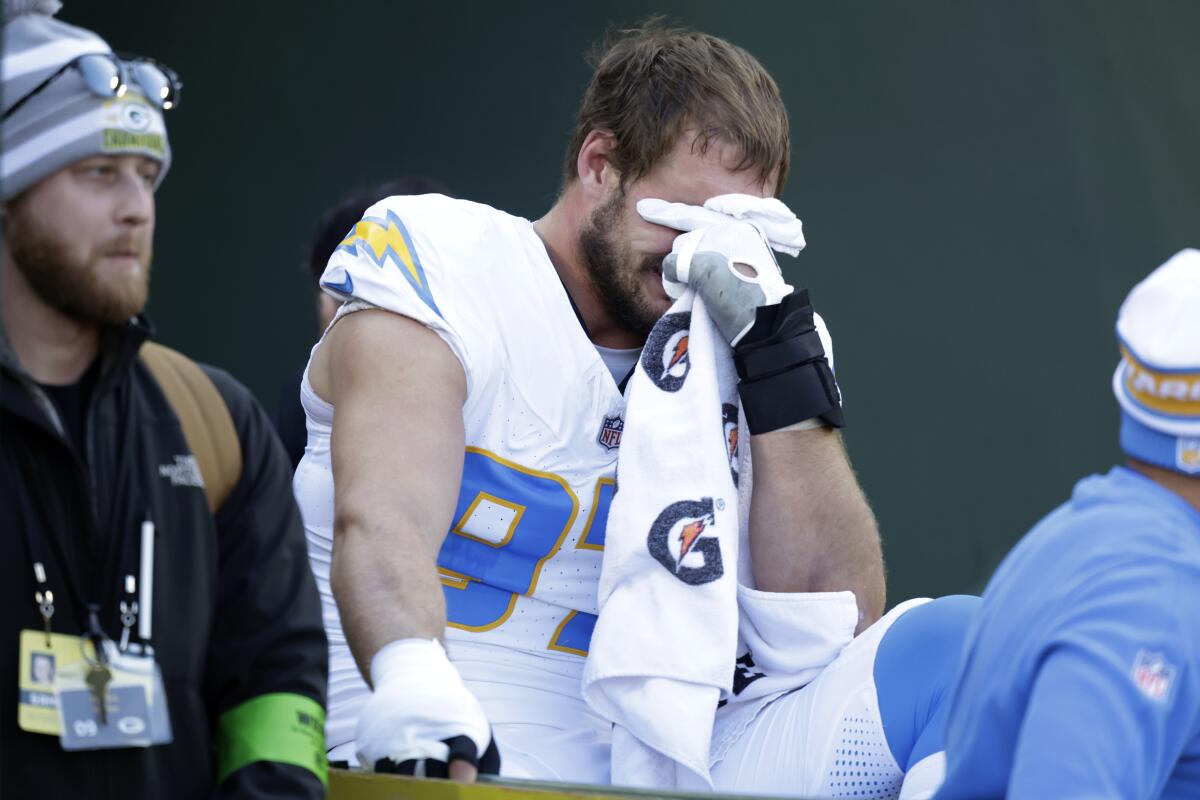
left=355, top=639, right=500, bottom=780
left=638, top=196, right=843, bottom=433
left=638, top=196, right=804, bottom=346
left=637, top=194, right=806, bottom=257
left=660, top=222, right=792, bottom=346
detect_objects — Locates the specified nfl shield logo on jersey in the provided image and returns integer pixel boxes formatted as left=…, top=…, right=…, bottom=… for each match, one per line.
left=598, top=415, right=624, bottom=450
left=1132, top=649, right=1176, bottom=702
left=1177, top=438, right=1200, bottom=474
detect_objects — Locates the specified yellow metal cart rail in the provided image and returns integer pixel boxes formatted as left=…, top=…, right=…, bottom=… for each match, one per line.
left=330, top=769, right=791, bottom=800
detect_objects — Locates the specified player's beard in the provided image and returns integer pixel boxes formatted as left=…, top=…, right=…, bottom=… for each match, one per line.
left=6, top=206, right=152, bottom=326
left=579, top=189, right=666, bottom=339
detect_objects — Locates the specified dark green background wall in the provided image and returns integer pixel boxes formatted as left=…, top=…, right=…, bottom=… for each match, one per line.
left=69, top=1, right=1200, bottom=604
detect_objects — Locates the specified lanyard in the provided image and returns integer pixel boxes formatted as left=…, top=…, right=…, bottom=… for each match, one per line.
left=10, top=455, right=152, bottom=650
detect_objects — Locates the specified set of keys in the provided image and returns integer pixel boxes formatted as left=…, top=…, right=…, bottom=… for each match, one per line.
left=84, top=605, right=113, bottom=726
left=80, top=594, right=142, bottom=725
left=85, top=660, right=112, bottom=725
left=53, top=605, right=171, bottom=749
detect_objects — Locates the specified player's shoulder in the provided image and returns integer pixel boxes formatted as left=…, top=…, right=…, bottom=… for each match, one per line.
left=358, top=194, right=523, bottom=258
left=1066, top=468, right=1200, bottom=558
left=325, top=193, right=535, bottom=291
left=321, top=194, right=536, bottom=323
left=1015, top=470, right=1200, bottom=607
left=365, top=193, right=484, bottom=236
left=991, top=469, right=1199, bottom=608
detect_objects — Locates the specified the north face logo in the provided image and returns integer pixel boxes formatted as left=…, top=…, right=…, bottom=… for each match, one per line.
left=159, top=455, right=204, bottom=488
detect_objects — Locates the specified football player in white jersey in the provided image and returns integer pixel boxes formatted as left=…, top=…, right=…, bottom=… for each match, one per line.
left=295, top=21, right=970, bottom=796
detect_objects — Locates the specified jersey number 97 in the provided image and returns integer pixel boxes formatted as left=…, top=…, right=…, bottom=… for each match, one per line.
left=438, top=448, right=614, bottom=655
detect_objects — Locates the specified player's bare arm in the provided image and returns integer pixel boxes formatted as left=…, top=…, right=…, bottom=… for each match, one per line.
left=310, top=308, right=466, bottom=675
left=749, top=427, right=885, bottom=630
left=310, top=308, right=492, bottom=780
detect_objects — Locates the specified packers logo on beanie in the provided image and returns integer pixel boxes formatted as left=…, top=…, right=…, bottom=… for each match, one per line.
left=1112, top=248, right=1200, bottom=475
left=1, top=0, right=171, bottom=201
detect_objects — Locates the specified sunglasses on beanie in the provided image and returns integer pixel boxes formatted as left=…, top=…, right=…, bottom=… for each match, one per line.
left=4, top=51, right=182, bottom=120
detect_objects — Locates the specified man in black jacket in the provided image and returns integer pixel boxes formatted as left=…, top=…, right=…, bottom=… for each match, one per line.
left=0, top=5, right=328, bottom=799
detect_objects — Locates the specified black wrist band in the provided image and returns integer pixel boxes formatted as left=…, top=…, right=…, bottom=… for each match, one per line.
left=733, top=289, right=845, bottom=434
left=738, top=359, right=844, bottom=433
left=735, top=332, right=827, bottom=382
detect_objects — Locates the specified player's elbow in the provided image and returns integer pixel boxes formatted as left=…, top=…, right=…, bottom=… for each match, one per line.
left=332, top=500, right=441, bottom=570
left=856, top=571, right=886, bottom=633
left=332, top=499, right=373, bottom=546
left=852, top=518, right=887, bottom=631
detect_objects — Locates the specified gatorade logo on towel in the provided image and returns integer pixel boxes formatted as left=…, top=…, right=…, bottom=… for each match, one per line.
left=641, top=312, right=691, bottom=392
left=722, top=403, right=739, bottom=487
left=646, top=497, right=724, bottom=585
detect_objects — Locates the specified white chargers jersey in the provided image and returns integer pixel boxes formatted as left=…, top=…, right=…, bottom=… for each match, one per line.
left=293, top=195, right=915, bottom=791
left=296, top=195, right=625, bottom=709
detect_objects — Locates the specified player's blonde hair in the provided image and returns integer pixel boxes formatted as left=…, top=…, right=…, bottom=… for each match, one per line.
left=563, top=20, right=790, bottom=196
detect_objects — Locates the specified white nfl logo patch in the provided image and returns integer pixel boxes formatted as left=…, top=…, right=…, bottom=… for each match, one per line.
left=1176, top=438, right=1200, bottom=474
left=1131, top=649, right=1176, bottom=702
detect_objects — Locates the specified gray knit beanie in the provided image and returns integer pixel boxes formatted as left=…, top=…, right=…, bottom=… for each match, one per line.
left=1, top=0, right=172, bottom=201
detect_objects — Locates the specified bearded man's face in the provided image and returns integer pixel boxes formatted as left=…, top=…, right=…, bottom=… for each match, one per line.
left=5, top=155, right=159, bottom=325
left=578, top=187, right=672, bottom=339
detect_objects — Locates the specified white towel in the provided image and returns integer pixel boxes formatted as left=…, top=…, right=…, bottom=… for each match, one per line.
left=583, top=195, right=860, bottom=790
left=582, top=286, right=742, bottom=790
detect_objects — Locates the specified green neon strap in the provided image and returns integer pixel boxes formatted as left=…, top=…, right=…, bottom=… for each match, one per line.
left=216, top=692, right=328, bottom=787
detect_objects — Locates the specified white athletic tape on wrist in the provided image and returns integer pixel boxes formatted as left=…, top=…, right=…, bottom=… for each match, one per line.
left=356, top=638, right=490, bottom=769
left=773, top=417, right=826, bottom=432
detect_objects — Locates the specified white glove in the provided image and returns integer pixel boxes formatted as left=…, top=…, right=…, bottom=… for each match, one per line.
left=355, top=638, right=496, bottom=776
left=638, top=195, right=807, bottom=346
left=637, top=193, right=806, bottom=255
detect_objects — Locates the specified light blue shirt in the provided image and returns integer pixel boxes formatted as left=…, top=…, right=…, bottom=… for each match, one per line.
left=938, top=466, right=1200, bottom=799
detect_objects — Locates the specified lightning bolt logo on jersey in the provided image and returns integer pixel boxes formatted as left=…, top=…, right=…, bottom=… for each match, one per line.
left=303, top=194, right=625, bottom=667
left=324, top=209, right=441, bottom=318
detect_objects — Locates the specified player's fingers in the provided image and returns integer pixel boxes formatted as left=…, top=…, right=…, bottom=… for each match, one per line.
left=662, top=252, right=682, bottom=284
left=664, top=250, right=728, bottom=286
left=448, top=758, right=478, bottom=782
